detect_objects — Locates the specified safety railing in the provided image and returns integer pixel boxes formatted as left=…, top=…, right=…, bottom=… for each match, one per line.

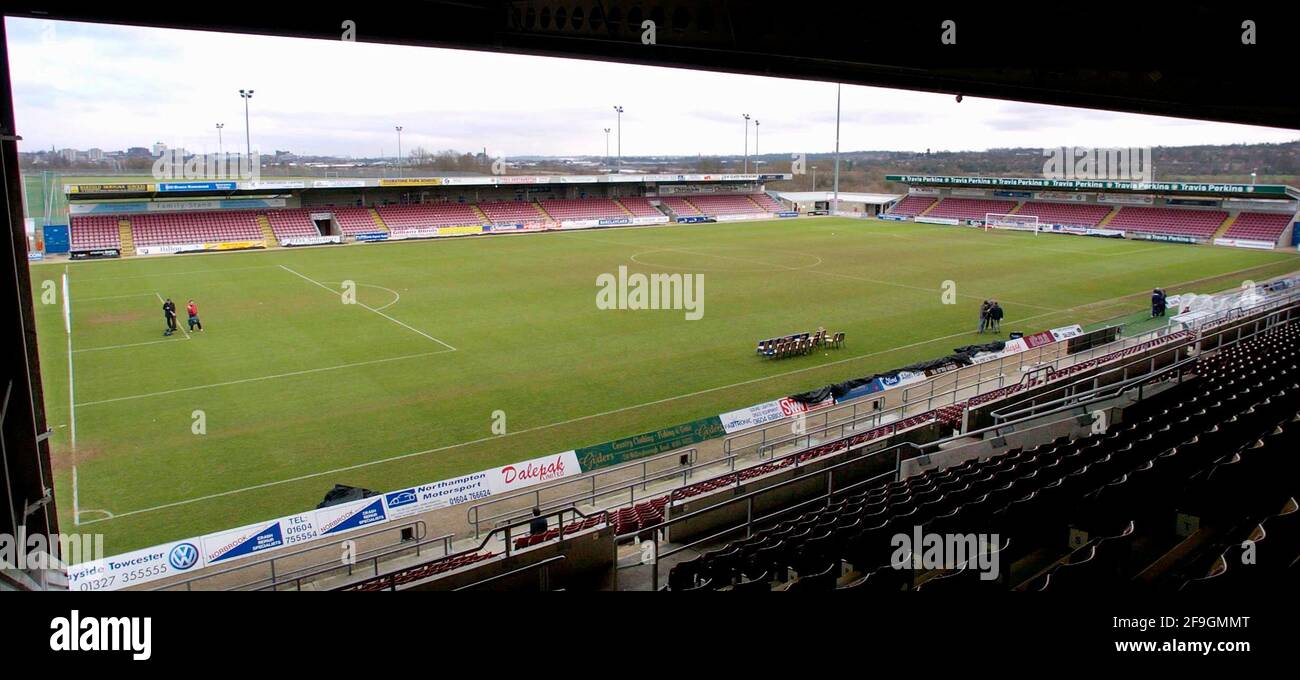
left=468, top=449, right=750, bottom=539
left=152, top=519, right=452, bottom=591
left=466, top=446, right=715, bottom=538
left=627, top=440, right=919, bottom=590
left=452, top=556, right=566, bottom=591
left=990, top=295, right=1300, bottom=425
left=338, top=505, right=603, bottom=591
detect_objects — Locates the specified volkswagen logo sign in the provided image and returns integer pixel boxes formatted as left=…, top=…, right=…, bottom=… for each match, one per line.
left=168, top=542, right=200, bottom=570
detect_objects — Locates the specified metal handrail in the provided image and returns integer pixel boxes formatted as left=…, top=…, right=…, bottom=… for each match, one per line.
left=989, top=297, right=1300, bottom=425
left=451, top=556, right=566, bottom=591
left=477, top=450, right=742, bottom=537
left=627, top=439, right=920, bottom=590
left=336, top=505, right=603, bottom=591
left=251, top=531, right=456, bottom=591
left=151, top=519, right=434, bottom=591
left=465, top=446, right=705, bottom=538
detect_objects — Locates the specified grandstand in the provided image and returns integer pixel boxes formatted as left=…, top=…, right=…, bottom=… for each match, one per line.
left=883, top=175, right=1298, bottom=249
left=47, top=176, right=792, bottom=259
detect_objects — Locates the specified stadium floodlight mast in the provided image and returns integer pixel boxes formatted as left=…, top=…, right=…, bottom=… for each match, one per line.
left=812, top=165, right=817, bottom=190
left=395, top=126, right=404, bottom=178
left=1251, top=171, right=1257, bottom=185
left=613, top=106, right=624, bottom=171
left=215, top=123, right=223, bottom=156
left=604, top=128, right=611, bottom=167
left=742, top=113, right=750, bottom=173
left=754, top=119, right=760, bottom=164
left=238, top=89, right=254, bottom=159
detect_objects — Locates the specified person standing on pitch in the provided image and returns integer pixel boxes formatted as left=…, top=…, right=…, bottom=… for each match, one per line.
left=186, top=299, right=204, bottom=332
left=1151, top=289, right=1165, bottom=318
left=978, top=300, right=991, bottom=334
left=163, top=298, right=178, bottom=336
left=989, top=300, right=1004, bottom=333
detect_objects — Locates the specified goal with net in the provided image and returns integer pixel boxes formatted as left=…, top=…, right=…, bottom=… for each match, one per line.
left=984, top=212, right=1040, bottom=234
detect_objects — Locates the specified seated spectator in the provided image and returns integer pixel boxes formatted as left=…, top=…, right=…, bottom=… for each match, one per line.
left=529, top=507, right=548, bottom=535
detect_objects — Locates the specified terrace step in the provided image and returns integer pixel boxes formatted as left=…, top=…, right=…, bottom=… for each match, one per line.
left=532, top=201, right=555, bottom=222
left=1097, top=206, right=1121, bottom=227
left=471, top=204, right=491, bottom=224
left=256, top=214, right=277, bottom=246
left=1211, top=213, right=1237, bottom=240
left=367, top=207, right=389, bottom=232
left=117, top=219, right=135, bottom=256
left=614, top=198, right=635, bottom=217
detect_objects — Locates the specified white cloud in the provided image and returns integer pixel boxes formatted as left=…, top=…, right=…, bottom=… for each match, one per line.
left=6, top=17, right=1296, bottom=157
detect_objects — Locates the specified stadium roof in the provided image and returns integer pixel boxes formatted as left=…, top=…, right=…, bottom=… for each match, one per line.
left=886, top=175, right=1300, bottom=201
left=63, top=172, right=793, bottom=200
left=776, top=191, right=900, bottom=205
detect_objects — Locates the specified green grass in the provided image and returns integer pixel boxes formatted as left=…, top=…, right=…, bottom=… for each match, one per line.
left=31, top=219, right=1300, bottom=556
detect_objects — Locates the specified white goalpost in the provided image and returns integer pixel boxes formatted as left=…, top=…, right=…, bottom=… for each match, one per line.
left=984, top=212, right=1040, bottom=235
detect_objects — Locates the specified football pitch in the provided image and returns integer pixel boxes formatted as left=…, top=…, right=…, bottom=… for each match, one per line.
left=31, top=218, right=1300, bottom=555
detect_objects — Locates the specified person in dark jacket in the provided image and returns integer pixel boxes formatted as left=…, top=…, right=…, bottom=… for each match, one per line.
left=529, top=507, right=548, bottom=535
left=978, top=300, right=991, bottom=334
left=162, top=298, right=178, bottom=335
left=1151, top=288, right=1167, bottom=318
left=989, top=300, right=1005, bottom=333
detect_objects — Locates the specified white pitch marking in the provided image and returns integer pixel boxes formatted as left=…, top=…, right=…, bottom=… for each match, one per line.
left=156, top=292, right=191, bottom=339
left=279, top=265, right=455, bottom=350
left=74, top=350, right=452, bottom=408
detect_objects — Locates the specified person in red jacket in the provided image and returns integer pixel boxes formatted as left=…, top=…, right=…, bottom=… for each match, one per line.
left=186, top=299, right=204, bottom=332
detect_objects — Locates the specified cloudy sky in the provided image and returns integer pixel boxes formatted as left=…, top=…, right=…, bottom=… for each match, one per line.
left=6, top=18, right=1297, bottom=159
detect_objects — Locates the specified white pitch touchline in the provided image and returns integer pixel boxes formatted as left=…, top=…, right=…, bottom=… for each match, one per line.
left=575, top=233, right=1059, bottom=312
left=72, top=466, right=80, bottom=527
left=66, top=266, right=78, bottom=523
left=74, top=349, right=453, bottom=408
left=77, top=259, right=1300, bottom=522
left=279, top=265, right=457, bottom=351
left=74, top=337, right=186, bottom=353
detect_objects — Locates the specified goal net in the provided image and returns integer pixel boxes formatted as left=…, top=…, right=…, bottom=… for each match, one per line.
left=984, top=212, right=1040, bottom=234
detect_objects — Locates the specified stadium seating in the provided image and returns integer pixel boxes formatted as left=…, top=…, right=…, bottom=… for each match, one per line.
left=1016, top=201, right=1113, bottom=228
left=749, top=193, right=785, bottom=212
left=658, top=196, right=702, bottom=216
left=328, top=207, right=383, bottom=235
left=130, top=210, right=264, bottom=247
left=617, top=197, right=666, bottom=218
left=666, top=320, right=1300, bottom=591
left=478, top=200, right=547, bottom=224
left=1221, top=211, right=1293, bottom=242
left=376, top=203, right=485, bottom=234
left=687, top=194, right=773, bottom=215
left=1105, top=206, right=1228, bottom=239
left=68, top=215, right=121, bottom=251
left=884, top=195, right=938, bottom=217
left=924, top=198, right=1018, bottom=221
left=264, top=209, right=321, bottom=240
left=539, top=197, right=629, bottom=221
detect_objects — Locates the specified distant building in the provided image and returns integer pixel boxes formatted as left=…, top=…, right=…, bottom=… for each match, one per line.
left=152, top=142, right=167, bottom=156
left=59, top=148, right=77, bottom=162
left=87, top=148, right=103, bottom=161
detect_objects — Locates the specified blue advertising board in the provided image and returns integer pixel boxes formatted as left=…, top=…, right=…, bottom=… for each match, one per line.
left=43, top=225, right=70, bottom=253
